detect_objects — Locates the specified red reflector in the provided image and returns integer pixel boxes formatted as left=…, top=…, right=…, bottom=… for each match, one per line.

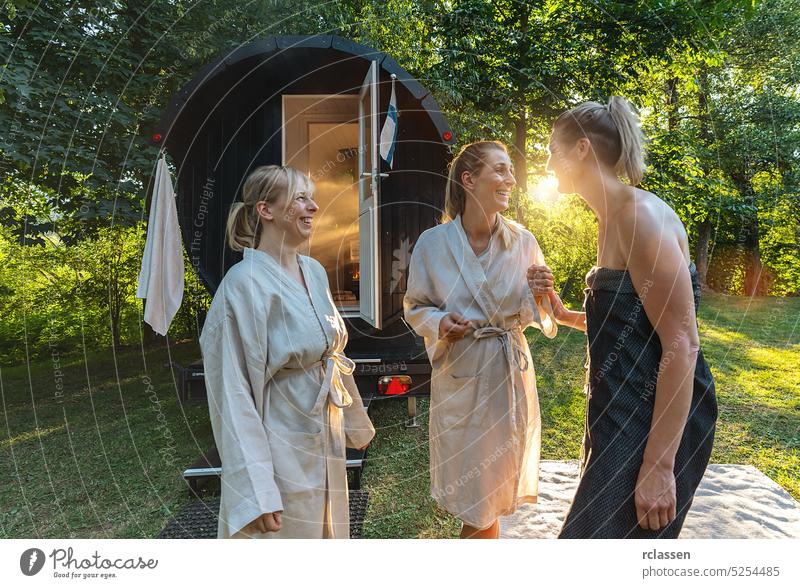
left=152, top=133, right=162, bottom=143
left=378, top=375, right=412, bottom=395
left=386, top=378, right=409, bottom=395
left=442, top=131, right=453, bottom=141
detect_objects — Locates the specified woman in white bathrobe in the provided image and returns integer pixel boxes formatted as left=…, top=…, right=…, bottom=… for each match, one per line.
left=199, top=165, right=375, bottom=539
left=404, top=141, right=557, bottom=538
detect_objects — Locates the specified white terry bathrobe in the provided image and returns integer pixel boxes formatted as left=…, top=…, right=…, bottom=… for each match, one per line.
left=199, top=247, right=375, bottom=539
left=403, top=216, right=557, bottom=529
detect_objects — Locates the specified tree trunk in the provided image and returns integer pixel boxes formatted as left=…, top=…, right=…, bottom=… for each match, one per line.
left=512, top=109, right=527, bottom=223
left=666, top=77, right=679, bottom=132
left=695, top=220, right=711, bottom=288
left=743, top=212, right=765, bottom=296
left=142, top=319, right=160, bottom=345
left=694, top=66, right=713, bottom=288
left=731, top=171, right=765, bottom=296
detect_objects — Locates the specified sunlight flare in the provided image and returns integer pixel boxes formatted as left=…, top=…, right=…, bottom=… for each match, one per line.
left=529, top=176, right=560, bottom=203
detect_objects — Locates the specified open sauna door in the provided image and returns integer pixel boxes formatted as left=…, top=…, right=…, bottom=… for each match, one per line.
left=357, top=60, right=383, bottom=328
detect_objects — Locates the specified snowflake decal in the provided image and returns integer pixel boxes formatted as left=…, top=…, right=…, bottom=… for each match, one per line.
left=390, top=237, right=412, bottom=293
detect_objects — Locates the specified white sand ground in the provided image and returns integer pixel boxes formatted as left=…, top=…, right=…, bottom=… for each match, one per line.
left=499, top=461, right=800, bottom=539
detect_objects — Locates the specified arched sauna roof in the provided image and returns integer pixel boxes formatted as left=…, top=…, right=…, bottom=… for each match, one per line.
left=154, top=34, right=455, bottom=152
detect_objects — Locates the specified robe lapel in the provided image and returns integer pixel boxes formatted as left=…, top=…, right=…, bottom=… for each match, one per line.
left=444, top=216, right=502, bottom=324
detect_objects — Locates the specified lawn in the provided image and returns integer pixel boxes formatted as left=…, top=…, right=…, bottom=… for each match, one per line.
left=0, top=293, right=797, bottom=538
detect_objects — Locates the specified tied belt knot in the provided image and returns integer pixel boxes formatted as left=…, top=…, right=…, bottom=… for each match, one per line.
left=272, top=351, right=354, bottom=453
left=320, top=351, right=354, bottom=459
left=320, top=351, right=355, bottom=409
left=471, top=323, right=529, bottom=372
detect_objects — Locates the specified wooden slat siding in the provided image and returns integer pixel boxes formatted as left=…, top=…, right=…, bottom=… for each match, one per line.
left=271, top=93, right=282, bottom=162
left=220, top=109, right=237, bottom=280
left=394, top=112, right=408, bottom=317
left=411, top=119, right=428, bottom=302
left=391, top=104, right=418, bottom=316
left=379, top=122, right=390, bottom=321
left=383, top=83, right=412, bottom=322
left=431, top=141, right=447, bottom=226
left=410, top=119, right=422, bottom=300
left=379, top=75, right=394, bottom=323
left=202, top=118, right=215, bottom=292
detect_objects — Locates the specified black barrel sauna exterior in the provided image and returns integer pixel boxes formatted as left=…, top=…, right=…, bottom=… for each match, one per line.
left=156, top=35, right=455, bottom=404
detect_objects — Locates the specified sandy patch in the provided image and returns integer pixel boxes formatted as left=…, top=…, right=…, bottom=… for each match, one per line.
left=499, top=461, right=800, bottom=539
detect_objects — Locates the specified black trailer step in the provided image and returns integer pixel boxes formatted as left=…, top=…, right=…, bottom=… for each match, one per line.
left=183, top=446, right=369, bottom=493
left=157, top=491, right=369, bottom=538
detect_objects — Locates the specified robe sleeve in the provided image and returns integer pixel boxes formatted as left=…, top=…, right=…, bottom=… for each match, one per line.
left=200, top=309, right=283, bottom=538
left=520, top=233, right=558, bottom=339
left=403, top=235, right=449, bottom=365
left=342, top=373, right=376, bottom=449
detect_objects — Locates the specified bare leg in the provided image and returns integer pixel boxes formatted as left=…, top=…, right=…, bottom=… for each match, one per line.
left=460, top=519, right=499, bottom=539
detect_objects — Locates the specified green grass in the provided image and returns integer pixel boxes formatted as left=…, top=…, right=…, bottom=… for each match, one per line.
left=0, top=341, right=214, bottom=538
left=0, top=294, right=797, bottom=538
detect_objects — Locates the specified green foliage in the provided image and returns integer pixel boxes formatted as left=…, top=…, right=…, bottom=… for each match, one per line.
left=1, top=0, right=798, bottom=367
left=0, top=221, right=207, bottom=364
left=522, top=193, right=598, bottom=305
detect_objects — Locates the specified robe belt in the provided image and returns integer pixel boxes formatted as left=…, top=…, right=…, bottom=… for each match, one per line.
left=319, top=351, right=355, bottom=531
left=274, top=351, right=354, bottom=457
left=276, top=351, right=355, bottom=410
left=313, top=351, right=355, bottom=457
left=471, top=324, right=530, bottom=372
left=470, top=323, right=529, bottom=435
left=276, top=352, right=354, bottom=538
left=319, top=351, right=355, bottom=410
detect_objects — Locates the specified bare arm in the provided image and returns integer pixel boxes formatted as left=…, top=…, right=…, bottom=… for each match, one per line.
left=626, top=211, right=698, bottom=531
left=527, top=264, right=586, bottom=332
left=547, top=291, right=587, bottom=332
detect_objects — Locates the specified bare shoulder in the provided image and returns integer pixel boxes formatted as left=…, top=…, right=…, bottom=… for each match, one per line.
left=617, top=189, right=688, bottom=257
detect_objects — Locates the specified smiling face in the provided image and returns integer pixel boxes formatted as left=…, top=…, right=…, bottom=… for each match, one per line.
left=463, top=147, right=516, bottom=215
left=256, top=176, right=319, bottom=247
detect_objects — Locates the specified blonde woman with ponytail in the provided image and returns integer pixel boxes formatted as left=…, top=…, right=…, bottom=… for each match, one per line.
left=199, top=165, right=374, bottom=539
left=404, top=141, right=558, bottom=538
left=531, top=96, right=717, bottom=538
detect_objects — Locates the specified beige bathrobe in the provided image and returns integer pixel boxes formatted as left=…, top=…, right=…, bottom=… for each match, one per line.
left=404, top=216, right=557, bottom=529
left=200, top=247, right=375, bottom=539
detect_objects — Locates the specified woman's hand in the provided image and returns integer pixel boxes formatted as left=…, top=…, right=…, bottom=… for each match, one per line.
left=634, top=461, right=677, bottom=531
left=438, top=312, right=472, bottom=342
left=527, top=264, right=555, bottom=295
left=252, top=511, right=282, bottom=534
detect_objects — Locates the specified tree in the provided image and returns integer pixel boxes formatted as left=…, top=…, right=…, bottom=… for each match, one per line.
left=426, top=0, right=753, bottom=221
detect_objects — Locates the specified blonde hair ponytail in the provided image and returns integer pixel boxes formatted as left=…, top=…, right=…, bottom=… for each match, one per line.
left=553, top=96, right=646, bottom=186
left=442, top=140, right=522, bottom=249
left=225, top=201, right=258, bottom=252
left=606, top=96, right=645, bottom=186
left=225, top=165, right=313, bottom=252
